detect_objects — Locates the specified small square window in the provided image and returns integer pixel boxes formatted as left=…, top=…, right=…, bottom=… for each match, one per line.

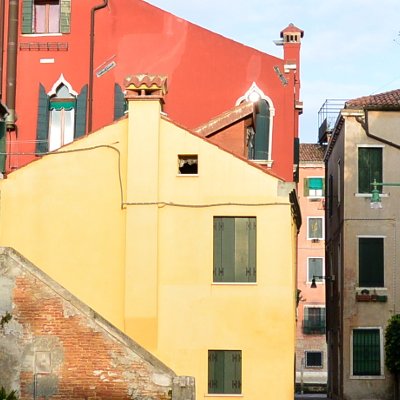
left=178, top=155, right=198, bottom=175
left=307, top=217, right=324, bottom=240
left=305, top=351, right=323, bottom=368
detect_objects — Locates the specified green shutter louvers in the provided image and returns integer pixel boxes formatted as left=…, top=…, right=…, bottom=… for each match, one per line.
left=60, top=0, right=71, bottom=33
left=22, top=0, right=33, bottom=34
left=75, top=85, right=88, bottom=138
left=114, top=83, right=126, bottom=121
left=36, top=84, right=50, bottom=154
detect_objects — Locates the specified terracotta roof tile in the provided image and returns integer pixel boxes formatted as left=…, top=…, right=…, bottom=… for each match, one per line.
left=346, top=88, right=400, bottom=109
left=300, top=143, right=326, bottom=162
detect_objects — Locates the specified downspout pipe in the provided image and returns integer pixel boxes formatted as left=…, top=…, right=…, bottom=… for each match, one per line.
left=88, top=0, right=108, bottom=134
left=5, top=0, right=18, bottom=131
left=0, top=0, right=5, bottom=101
left=355, top=107, right=400, bottom=150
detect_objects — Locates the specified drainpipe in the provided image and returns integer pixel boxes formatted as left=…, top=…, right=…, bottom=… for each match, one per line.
left=0, top=0, right=5, bottom=101
left=5, top=0, right=19, bottom=131
left=88, top=0, right=108, bottom=134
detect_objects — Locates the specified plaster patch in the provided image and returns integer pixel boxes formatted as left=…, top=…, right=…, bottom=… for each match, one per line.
left=151, top=373, right=172, bottom=387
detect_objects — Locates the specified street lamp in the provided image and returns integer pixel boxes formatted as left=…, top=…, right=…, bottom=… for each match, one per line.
left=370, top=179, right=400, bottom=209
left=311, top=275, right=335, bottom=288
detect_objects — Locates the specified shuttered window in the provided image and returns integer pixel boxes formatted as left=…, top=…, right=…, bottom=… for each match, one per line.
left=0, top=120, right=5, bottom=173
left=304, top=177, right=325, bottom=197
left=36, top=82, right=87, bottom=154
left=353, top=329, right=381, bottom=376
left=308, top=257, right=323, bottom=282
left=114, top=83, right=127, bottom=121
left=22, top=0, right=70, bottom=34
left=358, top=147, right=382, bottom=194
left=213, top=217, right=256, bottom=283
left=208, top=350, right=241, bottom=394
left=359, top=238, right=384, bottom=287
left=248, top=99, right=271, bottom=161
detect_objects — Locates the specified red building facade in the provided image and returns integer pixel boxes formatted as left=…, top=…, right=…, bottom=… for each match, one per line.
left=0, top=0, right=303, bottom=181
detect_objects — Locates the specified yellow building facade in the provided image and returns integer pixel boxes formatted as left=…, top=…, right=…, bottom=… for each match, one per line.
left=0, top=75, right=299, bottom=399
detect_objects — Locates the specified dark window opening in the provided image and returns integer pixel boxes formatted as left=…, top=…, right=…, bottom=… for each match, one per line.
left=305, top=351, right=323, bottom=368
left=178, top=155, right=198, bottom=174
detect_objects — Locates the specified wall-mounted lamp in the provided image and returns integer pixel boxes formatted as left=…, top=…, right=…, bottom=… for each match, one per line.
left=311, top=275, right=335, bottom=288
left=370, top=179, right=400, bottom=209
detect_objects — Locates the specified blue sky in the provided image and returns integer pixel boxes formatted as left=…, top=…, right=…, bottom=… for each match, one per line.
left=147, top=0, right=400, bottom=143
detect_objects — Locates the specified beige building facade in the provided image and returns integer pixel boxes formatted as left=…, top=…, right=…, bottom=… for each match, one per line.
left=324, top=89, right=400, bottom=400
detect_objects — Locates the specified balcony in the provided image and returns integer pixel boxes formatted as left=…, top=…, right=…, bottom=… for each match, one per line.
left=317, top=99, right=347, bottom=144
left=302, top=318, right=326, bottom=335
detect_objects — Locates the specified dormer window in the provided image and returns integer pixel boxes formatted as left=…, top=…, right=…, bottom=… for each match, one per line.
left=236, top=83, right=275, bottom=165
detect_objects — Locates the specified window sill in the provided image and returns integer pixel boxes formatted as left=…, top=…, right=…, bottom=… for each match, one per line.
left=212, top=282, right=257, bottom=286
left=177, top=174, right=199, bottom=177
left=350, top=375, right=385, bottom=380
left=205, top=395, right=243, bottom=398
left=354, top=193, right=389, bottom=198
left=251, top=159, right=273, bottom=168
left=22, top=33, right=63, bottom=37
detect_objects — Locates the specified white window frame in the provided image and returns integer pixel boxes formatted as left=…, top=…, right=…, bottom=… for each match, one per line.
left=307, top=257, right=325, bottom=283
left=357, top=235, right=386, bottom=290
left=307, top=216, right=324, bottom=240
left=350, top=327, right=384, bottom=379
left=235, top=82, right=275, bottom=166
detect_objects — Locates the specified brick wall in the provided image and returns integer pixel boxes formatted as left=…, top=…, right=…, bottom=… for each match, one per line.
left=0, top=248, right=194, bottom=400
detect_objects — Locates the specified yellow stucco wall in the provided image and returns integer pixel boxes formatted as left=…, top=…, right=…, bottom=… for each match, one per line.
left=0, top=96, right=297, bottom=399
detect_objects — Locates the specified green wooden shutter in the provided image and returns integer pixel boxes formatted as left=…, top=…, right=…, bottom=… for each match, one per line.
left=36, top=84, right=49, bottom=154
left=75, top=85, right=87, bottom=138
left=293, top=138, right=299, bottom=182
left=0, top=121, right=6, bottom=172
left=60, top=0, right=71, bottom=33
left=304, top=178, right=310, bottom=196
left=114, top=83, right=126, bottom=120
left=353, top=329, right=380, bottom=375
left=358, top=148, right=382, bottom=193
left=208, top=351, right=224, bottom=394
left=221, top=218, right=235, bottom=282
left=21, top=0, right=33, bottom=34
left=228, top=351, right=242, bottom=394
left=247, top=218, right=256, bottom=282
left=213, top=218, right=223, bottom=282
left=254, top=100, right=270, bottom=160
left=359, top=238, right=384, bottom=287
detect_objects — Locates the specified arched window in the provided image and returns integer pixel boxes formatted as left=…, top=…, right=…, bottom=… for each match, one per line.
left=36, top=75, right=87, bottom=154
left=236, top=83, right=275, bottom=164
left=48, top=83, right=76, bottom=151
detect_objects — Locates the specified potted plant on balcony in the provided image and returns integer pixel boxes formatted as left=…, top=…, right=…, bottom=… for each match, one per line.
left=356, top=289, right=371, bottom=302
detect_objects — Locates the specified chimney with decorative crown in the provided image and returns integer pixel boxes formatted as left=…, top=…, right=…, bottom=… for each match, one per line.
left=123, top=73, right=168, bottom=349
